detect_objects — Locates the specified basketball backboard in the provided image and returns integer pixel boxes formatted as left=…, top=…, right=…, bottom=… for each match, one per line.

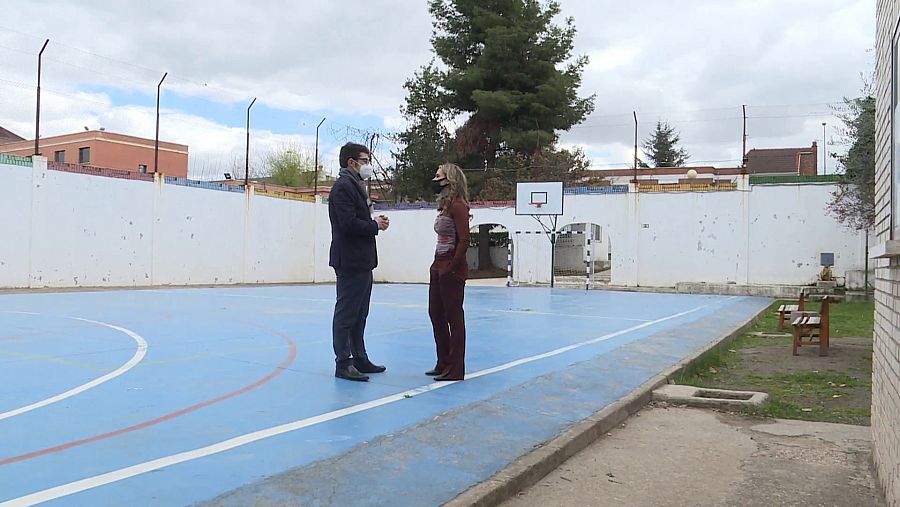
left=515, top=181, right=564, bottom=215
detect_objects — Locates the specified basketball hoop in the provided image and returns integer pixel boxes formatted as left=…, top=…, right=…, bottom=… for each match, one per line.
left=515, top=183, right=560, bottom=217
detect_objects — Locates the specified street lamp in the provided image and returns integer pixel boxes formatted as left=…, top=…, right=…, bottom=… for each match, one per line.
left=314, top=117, right=326, bottom=196
left=822, top=122, right=827, bottom=175
left=34, top=39, right=50, bottom=156
left=245, top=97, right=257, bottom=187
left=154, top=72, right=167, bottom=174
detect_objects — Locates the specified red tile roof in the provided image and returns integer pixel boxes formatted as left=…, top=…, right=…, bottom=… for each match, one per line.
left=0, top=126, right=25, bottom=144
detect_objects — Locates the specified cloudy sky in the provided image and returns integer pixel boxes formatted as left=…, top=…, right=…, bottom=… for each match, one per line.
left=0, top=0, right=874, bottom=179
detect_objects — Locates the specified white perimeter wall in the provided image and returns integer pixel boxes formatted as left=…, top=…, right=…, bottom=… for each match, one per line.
left=0, top=158, right=316, bottom=288
left=0, top=159, right=868, bottom=289
left=372, top=181, right=868, bottom=287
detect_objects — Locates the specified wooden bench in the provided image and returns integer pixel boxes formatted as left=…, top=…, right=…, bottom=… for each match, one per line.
left=777, top=291, right=806, bottom=330
left=791, top=296, right=830, bottom=356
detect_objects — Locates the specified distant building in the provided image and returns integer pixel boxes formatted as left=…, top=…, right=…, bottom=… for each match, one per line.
left=0, top=126, right=25, bottom=144
left=585, top=142, right=821, bottom=185
left=0, top=129, right=188, bottom=178
left=583, top=166, right=742, bottom=185
left=744, top=142, right=818, bottom=176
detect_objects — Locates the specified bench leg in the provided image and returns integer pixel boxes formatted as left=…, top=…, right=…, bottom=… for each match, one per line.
left=792, top=327, right=800, bottom=356
left=778, top=312, right=785, bottom=331
left=819, top=329, right=829, bottom=357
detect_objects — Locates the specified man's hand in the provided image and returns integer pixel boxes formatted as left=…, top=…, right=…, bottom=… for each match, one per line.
left=375, top=215, right=390, bottom=231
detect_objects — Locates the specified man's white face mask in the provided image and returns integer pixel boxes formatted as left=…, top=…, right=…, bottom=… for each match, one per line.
left=358, top=164, right=375, bottom=180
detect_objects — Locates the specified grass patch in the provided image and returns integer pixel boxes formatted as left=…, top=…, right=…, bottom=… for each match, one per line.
left=748, top=400, right=871, bottom=424
left=674, top=347, right=733, bottom=385
left=747, top=371, right=870, bottom=398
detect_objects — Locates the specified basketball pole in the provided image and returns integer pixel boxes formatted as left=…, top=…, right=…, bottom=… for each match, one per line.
left=550, top=215, right=558, bottom=288
left=529, top=212, right=558, bottom=288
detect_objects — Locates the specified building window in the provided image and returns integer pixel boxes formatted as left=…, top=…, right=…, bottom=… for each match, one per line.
left=138, top=164, right=148, bottom=174
left=78, top=147, right=90, bottom=165
left=54, top=150, right=65, bottom=163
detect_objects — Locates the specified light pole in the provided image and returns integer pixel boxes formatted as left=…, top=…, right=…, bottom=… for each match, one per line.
left=314, top=117, right=326, bottom=196
left=632, top=111, right=638, bottom=182
left=34, top=39, right=50, bottom=156
left=742, top=104, right=748, bottom=167
left=822, top=122, right=827, bottom=175
left=154, top=72, right=167, bottom=174
left=245, top=97, right=257, bottom=187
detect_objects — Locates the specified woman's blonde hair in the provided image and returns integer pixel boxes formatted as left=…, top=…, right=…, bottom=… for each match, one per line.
left=436, top=163, right=469, bottom=211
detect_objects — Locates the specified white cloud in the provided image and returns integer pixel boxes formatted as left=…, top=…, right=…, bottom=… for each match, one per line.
left=588, top=46, right=639, bottom=73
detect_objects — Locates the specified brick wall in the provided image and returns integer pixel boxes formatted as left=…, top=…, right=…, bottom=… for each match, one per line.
left=874, top=1, right=900, bottom=504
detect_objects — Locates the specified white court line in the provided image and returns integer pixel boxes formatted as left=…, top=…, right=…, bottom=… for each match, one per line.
left=0, top=313, right=148, bottom=422
left=1, top=296, right=735, bottom=506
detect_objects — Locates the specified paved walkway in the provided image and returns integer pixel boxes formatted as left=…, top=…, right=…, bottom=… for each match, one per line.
left=505, top=406, right=884, bottom=507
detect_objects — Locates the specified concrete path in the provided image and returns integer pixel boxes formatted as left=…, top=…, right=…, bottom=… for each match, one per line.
left=504, top=406, right=884, bottom=507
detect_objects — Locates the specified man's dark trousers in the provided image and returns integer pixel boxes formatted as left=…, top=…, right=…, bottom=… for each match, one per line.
left=333, top=268, right=373, bottom=369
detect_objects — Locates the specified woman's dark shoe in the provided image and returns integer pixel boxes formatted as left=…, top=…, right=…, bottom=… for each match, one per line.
left=434, top=373, right=463, bottom=381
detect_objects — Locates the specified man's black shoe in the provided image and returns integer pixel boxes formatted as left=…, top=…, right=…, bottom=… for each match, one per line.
left=335, top=365, right=369, bottom=382
left=354, top=360, right=386, bottom=374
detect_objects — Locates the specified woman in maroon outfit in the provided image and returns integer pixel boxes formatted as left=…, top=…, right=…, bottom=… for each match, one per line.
left=425, top=163, right=470, bottom=381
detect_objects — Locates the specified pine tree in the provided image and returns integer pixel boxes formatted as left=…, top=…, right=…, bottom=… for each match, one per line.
left=428, top=0, right=594, bottom=165
left=392, top=64, right=450, bottom=201
left=640, top=121, right=690, bottom=168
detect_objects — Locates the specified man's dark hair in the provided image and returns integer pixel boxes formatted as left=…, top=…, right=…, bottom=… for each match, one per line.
left=339, top=143, right=370, bottom=168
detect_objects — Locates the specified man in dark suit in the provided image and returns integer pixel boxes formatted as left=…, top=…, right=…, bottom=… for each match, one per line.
left=329, top=142, right=389, bottom=382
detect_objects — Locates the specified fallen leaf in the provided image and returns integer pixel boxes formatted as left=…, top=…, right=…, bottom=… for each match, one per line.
left=709, top=367, right=718, bottom=374
left=832, top=395, right=842, bottom=398
left=802, top=408, right=813, bottom=412
left=839, top=384, right=847, bottom=387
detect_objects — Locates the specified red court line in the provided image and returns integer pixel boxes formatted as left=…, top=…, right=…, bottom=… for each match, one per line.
left=0, top=330, right=297, bottom=466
